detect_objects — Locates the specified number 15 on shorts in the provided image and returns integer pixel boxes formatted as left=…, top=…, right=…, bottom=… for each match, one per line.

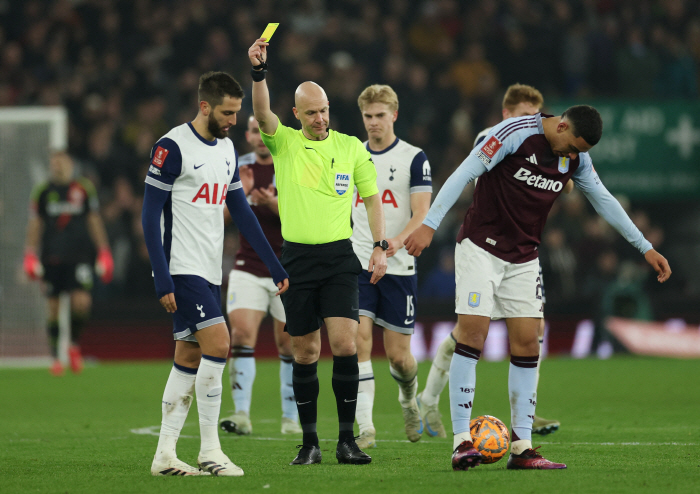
left=406, top=295, right=415, bottom=323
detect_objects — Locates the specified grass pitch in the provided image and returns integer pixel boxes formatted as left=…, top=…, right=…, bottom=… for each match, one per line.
left=2, top=357, right=699, bottom=493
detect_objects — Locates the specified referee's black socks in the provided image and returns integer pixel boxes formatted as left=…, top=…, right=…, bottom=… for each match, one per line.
left=332, top=354, right=359, bottom=443
left=292, top=361, right=319, bottom=447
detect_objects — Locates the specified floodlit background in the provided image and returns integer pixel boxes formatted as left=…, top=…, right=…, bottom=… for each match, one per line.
left=1, top=0, right=699, bottom=363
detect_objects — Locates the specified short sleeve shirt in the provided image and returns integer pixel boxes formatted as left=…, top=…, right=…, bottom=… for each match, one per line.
left=351, top=138, right=432, bottom=275
left=261, top=120, right=378, bottom=244
left=144, top=123, right=242, bottom=285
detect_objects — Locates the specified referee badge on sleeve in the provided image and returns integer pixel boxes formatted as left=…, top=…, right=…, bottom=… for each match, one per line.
left=334, top=173, right=351, bottom=195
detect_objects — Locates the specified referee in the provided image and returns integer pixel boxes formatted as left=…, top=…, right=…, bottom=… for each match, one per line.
left=248, top=37, right=388, bottom=466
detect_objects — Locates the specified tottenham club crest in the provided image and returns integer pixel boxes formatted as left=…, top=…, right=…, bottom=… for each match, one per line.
left=335, top=173, right=350, bottom=195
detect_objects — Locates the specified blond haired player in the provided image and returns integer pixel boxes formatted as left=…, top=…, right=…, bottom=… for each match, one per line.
left=417, top=84, right=573, bottom=438
left=351, top=85, right=432, bottom=448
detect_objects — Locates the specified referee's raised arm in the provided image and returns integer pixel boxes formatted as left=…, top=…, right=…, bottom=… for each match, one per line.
left=248, top=38, right=278, bottom=136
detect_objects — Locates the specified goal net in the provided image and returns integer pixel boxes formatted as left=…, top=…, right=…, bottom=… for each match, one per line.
left=0, top=107, right=68, bottom=367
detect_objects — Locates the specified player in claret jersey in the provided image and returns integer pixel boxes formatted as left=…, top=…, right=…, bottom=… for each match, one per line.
left=350, top=85, right=432, bottom=448
left=142, top=71, right=288, bottom=477
left=418, top=84, right=571, bottom=438
left=405, top=105, right=671, bottom=471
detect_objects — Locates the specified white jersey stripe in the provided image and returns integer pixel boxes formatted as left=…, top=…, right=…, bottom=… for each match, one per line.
left=145, top=176, right=173, bottom=191
left=410, top=186, right=433, bottom=193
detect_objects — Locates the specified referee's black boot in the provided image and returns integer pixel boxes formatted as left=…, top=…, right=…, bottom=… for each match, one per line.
left=336, top=439, right=372, bottom=464
left=290, top=445, right=322, bottom=465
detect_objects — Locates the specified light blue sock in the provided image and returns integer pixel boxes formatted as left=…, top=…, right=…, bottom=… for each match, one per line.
left=279, top=355, right=297, bottom=419
left=508, top=355, right=539, bottom=443
left=449, top=343, right=481, bottom=447
left=228, top=346, right=255, bottom=415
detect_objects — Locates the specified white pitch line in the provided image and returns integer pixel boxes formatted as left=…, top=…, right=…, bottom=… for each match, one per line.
left=128, top=426, right=697, bottom=446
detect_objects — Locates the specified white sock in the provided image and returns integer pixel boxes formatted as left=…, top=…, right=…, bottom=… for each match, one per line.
left=422, top=332, right=456, bottom=407
left=536, top=338, right=544, bottom=389
left=197, top=355, right=226, bottom=453
left=155, top=363, right=196, bottom=461
left=509, top=355, right=539, bottom=454
left=279, top=355, right=297, bottom=420
left=390, top=359, right=418, bottom=406
left=449, top=343, right=480, bottom=449
left=228, top=346, right=255, bottom=415
left=356, top=360, right=375, bottom=433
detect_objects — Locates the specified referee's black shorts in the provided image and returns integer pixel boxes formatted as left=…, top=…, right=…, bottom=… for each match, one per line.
left=280, top=239, right=362, bottom=337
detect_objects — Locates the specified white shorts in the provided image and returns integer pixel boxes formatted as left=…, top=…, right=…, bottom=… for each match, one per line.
left=226, top=269, right=286, bottom=322
left=454, top=239, right=543, bottom=319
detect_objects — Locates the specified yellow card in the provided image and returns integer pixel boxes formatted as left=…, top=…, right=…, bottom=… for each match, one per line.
left=260, top=23, right=279, bottom=41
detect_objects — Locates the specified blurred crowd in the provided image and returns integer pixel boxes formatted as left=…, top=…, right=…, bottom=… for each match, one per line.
left=1, top=0, right=697, bottom=313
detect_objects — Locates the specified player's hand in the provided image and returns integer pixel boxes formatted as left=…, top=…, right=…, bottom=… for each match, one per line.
left=239, top=165, right=254, bottom=195
left=386, top=237, right=403, bottom=258
left=23, top=249, right=44, bottom=280
left=159, top=293, right=177, bottom=313
left=368, top=248, right=388, bottom=284
left=95, top=247, right=114, bottom=284
left=644, top=249, right=671, bottom=283
left=275, top=278, right=289, bottom=296
left=404, top=224, right=435, bottom=257
left=250, top=185, right=275, bottom=207
left=248, top=38, right=268, bottom=67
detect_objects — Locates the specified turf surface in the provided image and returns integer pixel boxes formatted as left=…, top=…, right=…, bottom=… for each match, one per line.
left=2, top=357, right=699, bottom=493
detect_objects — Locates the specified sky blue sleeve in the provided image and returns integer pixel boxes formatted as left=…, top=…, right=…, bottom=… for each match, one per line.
left=422, top=123, right=528, bottom=230
left=573, top=153, right=652, bottom=254
left=422, top=154, right=487, bottom=229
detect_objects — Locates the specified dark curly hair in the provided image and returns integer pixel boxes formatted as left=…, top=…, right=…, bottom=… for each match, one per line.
left=198, top=71, right=244, bottom=108
left=561, top=105, right=603, bottom=146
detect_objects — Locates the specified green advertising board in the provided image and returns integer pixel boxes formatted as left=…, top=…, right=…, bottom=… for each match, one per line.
left=550, top=101, right=700, bottom=200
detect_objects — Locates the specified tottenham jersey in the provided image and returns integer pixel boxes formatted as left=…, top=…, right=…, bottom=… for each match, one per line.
left=351, top=138, right=432, bottom=276
left=145, top=123, right=242, bottom=285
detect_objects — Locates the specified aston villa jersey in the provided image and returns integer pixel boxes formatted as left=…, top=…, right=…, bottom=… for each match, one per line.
left=457, top=114, right=582, bottom=263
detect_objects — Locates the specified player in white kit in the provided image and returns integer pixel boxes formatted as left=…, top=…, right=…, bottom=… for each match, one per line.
left=350, top=85, right=432, bottom=448
left=142, top=72, right=289, bottom=476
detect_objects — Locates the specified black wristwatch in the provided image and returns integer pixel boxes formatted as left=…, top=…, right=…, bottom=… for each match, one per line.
left=373, top=240, right=389, bottom=251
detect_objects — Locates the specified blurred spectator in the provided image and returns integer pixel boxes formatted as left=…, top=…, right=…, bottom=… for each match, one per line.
left=419, top=246, right=456, bottom=301
left=617, top=27, right=661, bottom=98
left=1, top=0, right=697, bottom=313
left=539, top=227, right=577, bottom=303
